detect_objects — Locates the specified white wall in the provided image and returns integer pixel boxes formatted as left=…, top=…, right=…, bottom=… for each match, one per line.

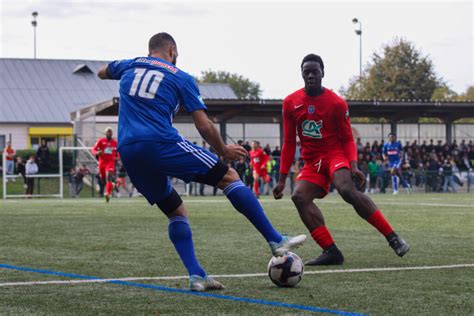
left=0, top=124, right=29, bottom=149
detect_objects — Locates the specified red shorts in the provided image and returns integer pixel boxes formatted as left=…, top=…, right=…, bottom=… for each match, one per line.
left=253, top=166, right=268, bottom=178
left=98, top=163, right=115, bottom=180
left=296, top=151, right=350, bottom=197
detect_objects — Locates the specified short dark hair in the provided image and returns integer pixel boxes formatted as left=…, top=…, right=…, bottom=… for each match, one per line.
left=388, top=132, right=396, bottom=137
left=301, top=54, right=324, bottom=72
left=148, top=32, right=176, bottom=54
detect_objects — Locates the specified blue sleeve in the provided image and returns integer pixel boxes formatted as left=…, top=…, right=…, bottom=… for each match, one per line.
left=107, top=59, right=134, bottom=80
left=180, top=75, right=207, bottom=113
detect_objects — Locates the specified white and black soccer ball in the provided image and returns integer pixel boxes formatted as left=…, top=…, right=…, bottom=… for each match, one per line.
left=267, top=252, right=304, bottom=287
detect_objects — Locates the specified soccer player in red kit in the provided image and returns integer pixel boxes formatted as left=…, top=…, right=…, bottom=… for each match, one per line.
left=273, top=54, right=410, bottom=265
left=91, top=127, right=118, bottom=202
left=249, top=141, right=269, bottom=198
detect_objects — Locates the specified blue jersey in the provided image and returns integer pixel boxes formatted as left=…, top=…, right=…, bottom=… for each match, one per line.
left=107, top=57, right=207, bottom=148
left=383, top=141, right=402, bottom=163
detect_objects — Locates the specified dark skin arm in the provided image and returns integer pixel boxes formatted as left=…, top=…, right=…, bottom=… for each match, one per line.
left=192, top=110, right=247, bottom=161
left=351, top=161, right=366, bottom=187
left=273, top=173, right=288, bottom=199
left=97, top=65, right=111, bottom=80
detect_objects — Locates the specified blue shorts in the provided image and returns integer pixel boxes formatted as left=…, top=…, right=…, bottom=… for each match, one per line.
left=119, top=139, right=219, bottom=205
left=389, top=160, right=401, bottom=169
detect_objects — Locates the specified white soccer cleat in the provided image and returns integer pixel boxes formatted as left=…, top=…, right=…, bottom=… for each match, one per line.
left=269, top=234, right=307, bottom=257
left=392, top=190, right=399, bottom=195
left=189, top=275, right=225, bottom=292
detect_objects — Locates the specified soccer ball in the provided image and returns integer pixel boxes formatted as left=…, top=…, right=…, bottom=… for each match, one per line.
left=267, top=252, right=304, bottom=287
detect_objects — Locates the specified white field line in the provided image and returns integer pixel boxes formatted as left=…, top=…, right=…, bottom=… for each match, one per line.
left=0, top=264, right=473, bottom=287
left=3, top=198, right=473, bottom=208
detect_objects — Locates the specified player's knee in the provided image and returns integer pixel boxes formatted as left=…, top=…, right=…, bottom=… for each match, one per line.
left=291, top=190, right=311, bottom=207
left=217, top=168, right=240, bottom=189
left=337, top=184, right=357, bottom=202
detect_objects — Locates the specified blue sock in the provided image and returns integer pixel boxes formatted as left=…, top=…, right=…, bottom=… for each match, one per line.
left=224, top=180, right=282, bottom=243
left=392, top=175, right=398, bottom=191
left=168, top=216, right=206, bottom=277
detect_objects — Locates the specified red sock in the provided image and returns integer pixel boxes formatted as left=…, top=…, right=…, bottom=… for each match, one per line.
left=253, top=181, right=260, bottom=196
left=106, top=181, right=113, bottom=196
left=367, top=210, right=394, bottom=237
left=310, top=226, right=335, bottom=250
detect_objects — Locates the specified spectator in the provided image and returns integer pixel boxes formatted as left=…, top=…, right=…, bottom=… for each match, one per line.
left=68, top=168, right=77, bottom=198
left=76, top=164, right=91, bottom=197
left=379, top=158, right=390, bottom=194
left=356, top=137, right=364, bottom=153
left=16, top=156, right=27, bottom=189
left=263, top=144, right=272, bottom=156
left=442, top=157, right=457, bottom=193
left=242, top=141, right=251, bottom=152
left=427, top=139, right=435, bottom=153
left=3, top=141, right=16, bottom=182
left=426, top=153, right=440, bottom=192
left=271, top=146, right=281, bottom=157
left=235, top=156, right=248, bottom=182
left=367, top=156, right=380, bottom=194
left=25, top=155, right=38, bottom=197
left=36, top=139, right=50, bottom=173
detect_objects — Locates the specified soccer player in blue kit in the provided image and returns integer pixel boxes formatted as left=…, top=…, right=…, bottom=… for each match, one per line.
left=383, top=133, right=411, bottom=194
left=97, top=33, right=306, bottom=292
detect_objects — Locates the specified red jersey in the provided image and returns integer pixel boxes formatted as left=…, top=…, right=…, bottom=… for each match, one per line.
left=280, top=88, right=357, bottom=174
left=249, top=148, right=269, bottom=169
left=91, top=138, right=118, bottom=166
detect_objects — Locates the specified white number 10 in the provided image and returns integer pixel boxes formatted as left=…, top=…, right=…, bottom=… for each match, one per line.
left=129, top=68, right=164, bottom=99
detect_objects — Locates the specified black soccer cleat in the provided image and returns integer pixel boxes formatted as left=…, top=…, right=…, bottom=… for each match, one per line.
left=388, top=236, right=410, bottom=257
left=304, top=247, right=345, bottom=266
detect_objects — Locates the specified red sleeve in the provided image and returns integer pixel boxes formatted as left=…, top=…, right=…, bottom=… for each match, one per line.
left=336, top=100, right=357, bottom=162
left=280, top=98, right=297, bottom=174
left=91, top=139, right=101, bottom=156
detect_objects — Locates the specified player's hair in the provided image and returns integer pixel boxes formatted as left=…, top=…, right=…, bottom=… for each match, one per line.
left=148, top=32, right=176, bottom=53
left=104, top=127, right=113, bottom=133
left=301, top=54, right=324, bottom=72
left=388, top=132, right=396, bottom=137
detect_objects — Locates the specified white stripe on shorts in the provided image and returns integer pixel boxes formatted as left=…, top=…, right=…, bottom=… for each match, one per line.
left=177, top=142, right=214, bottom=168
left=178, top=141, right=217, bottom=167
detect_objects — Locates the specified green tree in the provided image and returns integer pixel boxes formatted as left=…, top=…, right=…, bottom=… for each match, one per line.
left=456, top=86, right=474, bottom=101
left=198, top=70, right=262, bottom=99
left=342, top=38, right=443, bottom=100
left=431, top=85, right=458, bottom=100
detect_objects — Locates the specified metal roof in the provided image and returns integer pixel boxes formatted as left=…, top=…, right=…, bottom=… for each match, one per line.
left=0, top=58, right=237, bottom=123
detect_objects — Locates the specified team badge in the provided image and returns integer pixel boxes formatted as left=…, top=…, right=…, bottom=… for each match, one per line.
left=345, top=110, right=350, bottom=119
left=302, top=120, right=323, bottom=139
left=308, top=105, right=315, bottom=114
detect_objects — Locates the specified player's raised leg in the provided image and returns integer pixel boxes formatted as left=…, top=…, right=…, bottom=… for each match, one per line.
left=216, top=167, right=306, bottom=256
left=290, top=180, right=344, bottom=266
left=333, top=168, right=410, bottom=257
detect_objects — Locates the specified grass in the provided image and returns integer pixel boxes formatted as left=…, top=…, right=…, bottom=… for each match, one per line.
left=0, top=193, right=473, bottom=315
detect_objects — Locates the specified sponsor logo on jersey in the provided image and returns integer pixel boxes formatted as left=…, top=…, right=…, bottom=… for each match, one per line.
left=302, top=120, right=323, bottom=139
left=308, top=105, right=315, bottom=114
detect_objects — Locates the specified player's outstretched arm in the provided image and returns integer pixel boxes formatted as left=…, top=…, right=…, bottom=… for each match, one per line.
left=192, top=110, right=247, bottom=161
left=97, top=65, right=111, bottom=80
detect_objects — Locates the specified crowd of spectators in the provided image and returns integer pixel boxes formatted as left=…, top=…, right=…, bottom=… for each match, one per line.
left=189, top=138, right=474, bottom=196
left=355, top=138, right=474, bottom=193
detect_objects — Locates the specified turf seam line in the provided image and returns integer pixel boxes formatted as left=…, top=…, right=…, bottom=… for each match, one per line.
left=1, top=264, right=473, bottom=286
left=0, top=263, right=364, bottom=316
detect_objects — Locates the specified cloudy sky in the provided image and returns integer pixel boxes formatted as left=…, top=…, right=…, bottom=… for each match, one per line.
left=1, top=0, right=472, bottom=98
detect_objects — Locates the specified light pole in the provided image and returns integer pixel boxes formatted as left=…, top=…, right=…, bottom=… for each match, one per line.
left=352, top=18, right=362, bottom=78
left=31, top=11, right=38, bottom=59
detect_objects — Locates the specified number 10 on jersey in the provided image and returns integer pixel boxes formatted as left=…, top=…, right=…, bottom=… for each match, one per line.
left=129, top=68, right=164, bottom=99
